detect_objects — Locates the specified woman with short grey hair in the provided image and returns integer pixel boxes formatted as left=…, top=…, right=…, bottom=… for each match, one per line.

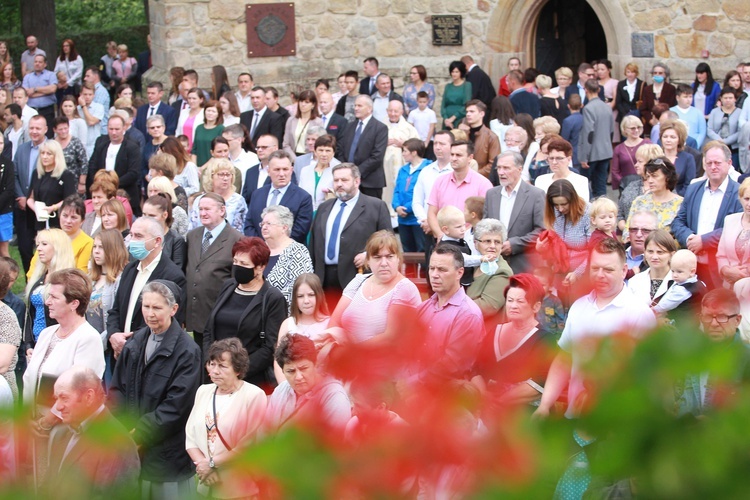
left=260, top=205, right=313, bottom=311
left=467, top=218, right=514, bottom=318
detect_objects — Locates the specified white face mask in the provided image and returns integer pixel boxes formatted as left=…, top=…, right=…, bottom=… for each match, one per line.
left=480, top=260, right=499, bottom=275
left=507, top=145, right=521, bottom=153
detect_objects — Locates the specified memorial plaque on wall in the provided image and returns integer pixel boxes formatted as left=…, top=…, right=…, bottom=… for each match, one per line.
left=432, top=15, right=462, bottom=46
left=246, top=3, right=296, bottom=57
left=631, top=33, right=654, bottom=58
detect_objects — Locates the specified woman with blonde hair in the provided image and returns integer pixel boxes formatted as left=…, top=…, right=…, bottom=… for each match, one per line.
left=190, top=158, right=247, bottom=232
left=24, top=229, right=75, bottom=345
left=537, top=75, right=568, bottom=125
left=147, top=176, right=189, bottom=237
left=27, top=140, right=76, bottom=231
left=611, top=114, right=651, bottom=192
left=147, top=152, right=189, bottom=211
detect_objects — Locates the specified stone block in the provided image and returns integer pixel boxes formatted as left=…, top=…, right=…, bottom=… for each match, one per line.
left=360, top=0, right=390, bottom=17
left=329, top=0, right=357, bottom=14
left=208, top=0, right=245, bottom=20
left=446, top=0, right=473, bottom=13
left=684, top=0, right=720, bottom=15
left=654, top=35, right=670, bottom=58
left=722, top=0, right=750, bottom=22
left=632, top=9, right=672, bottom=31
left=377, top=39, right=401, bottom=57
left=673, top=33, right=706, bottom=58
left=193, top=4, right=209, bottom=26
left=392, top=0, right=411, bottom=14
left=347, top=18, right=378, bottom=39
left=165, top=5, right=190, bottom=26
left=431, top=0, right=445, bottom=12
left=196, top=30, right=226, bottom=48
left=671, top=14, right=693, bottom=32
left=166, top=28, right=195, bottom=49
left=233, top=23, right=247, bottom=42
left=707, top=33, right=735, bottom=57
left=412, top=0, right=430, bottom=13
left=631, top=1, right=647, bottom=13
left=295, top=0, right=326, bottom=16
left=301, top=24, right=317, bottom=41
left=378, top=18, right=404, bottom=39
left=693, top=15, right=717, bottom=31
left=317, top=16, right=340, bottom=39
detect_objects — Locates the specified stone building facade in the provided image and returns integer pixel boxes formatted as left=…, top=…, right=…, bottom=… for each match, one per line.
left=148, top=0, right=750, bottom=113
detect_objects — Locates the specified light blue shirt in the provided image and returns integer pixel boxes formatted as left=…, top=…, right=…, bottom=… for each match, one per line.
left=22, top=70, right=58, bottom=108
left=94, top=82, right=111, bottom=134
left=324, top=192, right=360, bottom=265
left=265, top=183, right=290, bottom=207
left=202, top=219, right=227, bottom=244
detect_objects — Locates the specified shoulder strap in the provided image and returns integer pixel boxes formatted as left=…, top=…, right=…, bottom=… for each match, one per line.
left=259, top=288, right=268, bottom=340
left=212, top=387, right=233, bottom=451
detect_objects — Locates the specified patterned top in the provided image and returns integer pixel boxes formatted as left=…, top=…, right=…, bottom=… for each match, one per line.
left=618, top=178, right=644, bottom=224
left=61, top=136, right=88, bottom=178
left=553, top=204, right=591, bottom=277
left=627, top=192, right=683, bottom=232
left=537, top=294, right=566, bottom=339
left=172, top=205, right=189, bottom=237
left=30, top=285, right=46, bottom=342
left=403, top=82, right=436, bottom=114
left=736, top=229, right=750, bottom=264
left=340, top=274, right=422, bottom=344
left=265, top=241, right=314, bottom=313
left=86, top=276, right=120, bottom=349
left=0, top=302, right=21, bottom=398
left=189, top=193, right=247, bottom=233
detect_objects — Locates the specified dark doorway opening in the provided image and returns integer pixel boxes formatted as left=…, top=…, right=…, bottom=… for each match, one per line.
left=535, top=0, right=607, bottom=84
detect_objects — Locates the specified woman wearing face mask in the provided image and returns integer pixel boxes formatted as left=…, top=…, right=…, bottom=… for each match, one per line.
left=639, top=62, right=676, bottom=136
left=466, top=218, right=514, bottom=319
left=203, top=237, right=287, bottom=394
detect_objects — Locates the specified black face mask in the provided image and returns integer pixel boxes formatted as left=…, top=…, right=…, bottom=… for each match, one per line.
left=232, top=264, right=255, bottom=284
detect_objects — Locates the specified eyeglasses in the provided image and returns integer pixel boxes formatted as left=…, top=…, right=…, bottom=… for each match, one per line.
left=627, top=126, right=643, bottom=131
left=629, top=227, right=653, bottom=235
left=214, top=171, right=232, bottom=178
left=699, top=314, right=738, bottom=325
left=259, top=221, right=283, bottom=228
left=476, top=238, right=503, bottom=246
left=547, top=156, right=568, bottom=163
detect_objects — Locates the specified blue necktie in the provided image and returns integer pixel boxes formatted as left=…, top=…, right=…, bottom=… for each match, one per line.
left=348, top=121, right=363, bottom=163
left=327, top=201, right=347, bottom=261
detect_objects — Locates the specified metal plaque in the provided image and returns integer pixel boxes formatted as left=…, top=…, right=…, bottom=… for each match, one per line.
left=246, top=3, right=296, bottom=57
left=631, top=33, right=654, bottom=58
left=432, top=15, right=462, bottom=46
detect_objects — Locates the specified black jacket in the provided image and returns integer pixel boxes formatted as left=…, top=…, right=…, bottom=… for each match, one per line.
left=203, top=279, right=286, bottom=392
left=87, top=136, right=143, bottom=216
left=109, top=319, right=201, bottom=482
left=0, top=154, right=14, bottom=214
left=162, top=229, right=186, bottom=269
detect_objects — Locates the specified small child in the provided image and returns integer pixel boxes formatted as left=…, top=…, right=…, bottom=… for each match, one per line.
left=588, top=197, right=618, bottom=247
left=393, top=139, right=430, bottom=252
left=652, top=249, right=706, bottom=315
left=463, top=196, right=484, bottom=257
left=533, top=266, right=566, bottom=338
left=560, top=94, right=583, bottom=172
left=407, top=91, right=437, bottom=159
left=437, top=205, right=475, bottom=287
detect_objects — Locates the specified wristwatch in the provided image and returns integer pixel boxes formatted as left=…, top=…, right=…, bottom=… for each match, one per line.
left=209, top=457, right=216, bottom=469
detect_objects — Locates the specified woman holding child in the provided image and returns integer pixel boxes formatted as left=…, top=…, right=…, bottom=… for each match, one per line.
left=627, top=229, right=677, bottom=306
left=466, top=218, right=514, bottom=319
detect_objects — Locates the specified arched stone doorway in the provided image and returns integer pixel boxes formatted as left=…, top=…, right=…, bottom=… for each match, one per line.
left=485, top=0, right=631, bottom=82
left=535, top=0, right=607, bottom=80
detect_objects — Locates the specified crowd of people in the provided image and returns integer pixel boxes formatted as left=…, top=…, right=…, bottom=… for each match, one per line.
left=0, top=33, right=749, bottom=498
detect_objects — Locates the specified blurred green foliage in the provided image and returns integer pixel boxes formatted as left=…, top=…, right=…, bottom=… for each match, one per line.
left=0, top=0, right=147, bottom=72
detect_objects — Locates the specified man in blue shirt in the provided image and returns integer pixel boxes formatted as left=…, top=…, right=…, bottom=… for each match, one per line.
left=84, top=66, right=111, bottom=135
left=21, top=54, right=57, bottom=138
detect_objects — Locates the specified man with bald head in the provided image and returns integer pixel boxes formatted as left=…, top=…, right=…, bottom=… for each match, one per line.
left=371, top=73, right=403, bottom=124
left=335, top=94, right=388, bottom=199
left=44, top=366, right=140, bottom=495
left=384, top=100, right=420, bottom=211
left=20, top=35, right=46, bottom=77
left=318, top=90, right=348, bottom=145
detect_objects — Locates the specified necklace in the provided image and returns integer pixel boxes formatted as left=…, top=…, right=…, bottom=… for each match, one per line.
left=217, top=380, right=243, bottom=396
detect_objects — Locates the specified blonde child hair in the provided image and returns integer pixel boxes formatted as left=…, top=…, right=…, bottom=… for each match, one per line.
left=589, top=197, right=618, bottom=219
left=437, top=205, right=465, bottom=229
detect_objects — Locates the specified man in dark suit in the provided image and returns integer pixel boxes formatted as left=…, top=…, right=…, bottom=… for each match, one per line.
left=185, top=192, right=243, bottom=349
left=461, top=55, right=497, bottom=117
left=359, top=57, right=392, bottom=96
left=12, top=115, right=47, bottom=272
left=107, top=217, right=186, bottom=361
left=564, top=63, right=605, bottom=105
left=86, top=115, right=143, bottom=216
left=265, top=86, right=290, bottom=130
left=239, top=86, right=284, bottom=145
left=134, top=82, right=177, bottom=137
left=335, top=95, right=388, bottom=199
left=484, top=151, right=546, bottom=274
left=309, top=163, right=392, bottom=291
left=318, top=91, right=348, bottom=145
left=170, top=82, right=189, bottom=115
left=244, top=150, right=312, bottom=242
left=241, top=134, right=279, bottom=205
left=508, top=70, right=540, bottom=119
left=672, top=141, right=743, bottom=289
left=44, top=366, right=140, bottom=497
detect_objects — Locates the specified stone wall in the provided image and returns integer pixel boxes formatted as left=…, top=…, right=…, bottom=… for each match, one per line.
left=148, top=0, right=749, bottom=113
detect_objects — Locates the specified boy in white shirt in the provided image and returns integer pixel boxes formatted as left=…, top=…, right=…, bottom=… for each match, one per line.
left=407, top=92, right=437, bottom=156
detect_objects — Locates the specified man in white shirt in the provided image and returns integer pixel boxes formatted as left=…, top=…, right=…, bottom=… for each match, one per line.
left=222, top=124, right=259, bottom=190
left=77, top=84, right=104, bottom=157
left=12, top=87, right=38, bottom=129
left=412, top=130, right=454, bottom=237
left=535, top=238, right=656, bottom=419
left=371, top=74, right=403, bottom=124
left=235, top=72, right=254, bottom=113
left=3, top=104, right=29, bottom=158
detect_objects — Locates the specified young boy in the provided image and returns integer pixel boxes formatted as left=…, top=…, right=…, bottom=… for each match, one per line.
left=588, top=197, right=618, bottom=248
left=407, top=91, right=437, bottom=160
left=437, top=205, right=475, bottom=287
left=652, top=249, right=706, bottom=315
left=670, top=84, right=706, bottom=148
left=463, top=196, right=484, bottom=258
left=560, top=94, right=583, bottom=172
left=393, top=139, right=430, bottom=252
left=533, top=266, right=566, bottom=338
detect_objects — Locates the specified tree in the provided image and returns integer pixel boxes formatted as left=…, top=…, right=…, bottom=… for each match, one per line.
left=20, top=0, right=57, bottom=56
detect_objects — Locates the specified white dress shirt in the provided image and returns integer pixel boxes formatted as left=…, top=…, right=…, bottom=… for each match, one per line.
left=324, top=192, right=360, bottom=265
left=498, top=178, right=522, bottom=232
left=123, top=251, right=162, bottom=333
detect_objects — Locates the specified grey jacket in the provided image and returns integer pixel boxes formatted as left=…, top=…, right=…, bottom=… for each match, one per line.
left=578, top=97, right=614, bottom=163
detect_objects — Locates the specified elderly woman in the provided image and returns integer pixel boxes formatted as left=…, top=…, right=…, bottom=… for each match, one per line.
left=537, top=75, right=568, bottom=126
left=0, top=259, right=21, bottom=399
left=617, top=144, right=664, bottom=233
left=707, top=87, right=741, bottom=168
left=627, top=157, right=683, bottom=233
left=717, top=178, right=750, bottom=288
left=403, top=65, right=436, bottom=114
left=472, top=274, right=556, bottom=408
left=551, top=66, right=573, bottom=97
left=146, top=177, right=188, bottom=238
left=24, top=229, right=75, bottom=346
left=660, top=120, right=696, bottom=196
left=504, top=124, right=539, bottom=183
left=190, top=158, right=247, bottom=233
left=283, top=90, right=323, bottom=157
left=264, top=334, right=351, bottom=434
left=142, top=194, right=186, bottom=268
left=24, top=269, right=104, bottom=474
left=186, top=338, right=267, bottom=497
left=534, top=137, right=590, bottom=200
left=441, top=61, right=472, bottom=130
left=299, top=134, right=340, bottom=211
left=639, top=62, right=677, bottom=135
left=142, top=115, right=168, bottom=174
left=466, top=218, right=514, bottom=318
left=611, top=115, right=651, bottom=192
left=328, top=231, right=421, bottom=347
left=627, top=229, right=677, bottom=306
left=109, top=280, right=201, bottom=497
left=260, top=205, right=313, bottom=310
left=28, top=140, right=77, bottom=230
left=203, top=237, right=287, bottom=393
